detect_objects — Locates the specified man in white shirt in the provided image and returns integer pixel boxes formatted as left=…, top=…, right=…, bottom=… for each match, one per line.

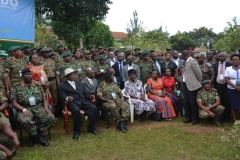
left=105, top=51, right=118, bottom=67
left=172, top=51, right=184, bottom=68
left=122, top=55, right=140, bottom=82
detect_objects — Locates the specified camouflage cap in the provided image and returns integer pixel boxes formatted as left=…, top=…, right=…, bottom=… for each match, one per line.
left=40, top=47, right=51, bottom=52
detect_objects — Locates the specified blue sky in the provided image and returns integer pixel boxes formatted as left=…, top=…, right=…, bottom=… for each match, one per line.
left=104, top=0, right=240, bottom=35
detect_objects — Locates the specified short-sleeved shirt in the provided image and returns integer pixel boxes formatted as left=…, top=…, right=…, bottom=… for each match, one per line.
left=56, top=62, right=77, bottom=82
left=39, top=57, right=56, bottom=78
left=10, top=82, right=45, bottom=107
left=5, top=56, right=29, bottom=86
left=79, top=59, right=96, bottom=81
left=94, top=63, right=110, bottom=84
left=199, top=63, right=215, bottom=81
left=196, top=88, right=220, bottom=106
left=161, top=76, right=175, bottom=93
left=97, top=82, right=121, bottom=100
left=225, top=66, right=240, bottom=89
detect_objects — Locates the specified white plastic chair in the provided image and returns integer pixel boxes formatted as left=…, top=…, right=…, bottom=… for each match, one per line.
left=143, top=84, right=148, bottom=100
left=122, top=89, right=135, bottom=123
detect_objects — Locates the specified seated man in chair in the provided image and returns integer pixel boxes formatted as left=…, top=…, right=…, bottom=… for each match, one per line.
left=97, top=71, right=130, bottom=133
left=58, top=68, right=100, bottom=140
left=11, top=68, right=54, bottom=147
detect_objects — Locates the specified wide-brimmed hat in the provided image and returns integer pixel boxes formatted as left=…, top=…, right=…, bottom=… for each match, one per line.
left=63, top=68, right=77, bottom=77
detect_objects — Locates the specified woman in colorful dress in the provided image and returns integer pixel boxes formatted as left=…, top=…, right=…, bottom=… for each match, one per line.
left=147, top=70, right=176, bottom=120
left=124, top=69, right=155, bottom=121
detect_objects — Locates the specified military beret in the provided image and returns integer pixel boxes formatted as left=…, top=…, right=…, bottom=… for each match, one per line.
left=37, top=48, right=42, bottom=53
left=21, top=68, right=31, bottom=75
left=22, top=44, right=30, bottom=50
left=149, top=50, right=155, bottom=53
left=49, top=52, right=54, bottom=57
left=134, top=48, right=140, bottom=51
left=125, top=50, right=130, bottom=54
left=89, top=45, right=95, bottom=49
left=8, top=47, right=12, bottom=52
left=114, top=50, right=120, bottom=54
left=141, top=50, right=149, bottom=56
left=62, top=52, right=71, bottom=57
left=202, top=80, right=210, bottom=84
left=218, top=50, right=222, bottom=53
left=40, top=47, right=51, bottom=52
left=30, top=47, right=36, bottom=51
left=108, top=47, right=114, bottom=51
left=11, top=46, right=21, bottom=52
left=98, top=55, right=104, bottom=60
left=103, top=71, right=113, bottom=79
left=56, top=44, right=63, bottom=49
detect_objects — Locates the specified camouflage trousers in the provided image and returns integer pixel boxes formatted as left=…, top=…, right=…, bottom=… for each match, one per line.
left=102, top=100, right=130, bottom=123
left=49, top=80, right=58, bottom=111
left=17, top=105, right=54, bottom=136
left=199, top=105, right=225, bottom=119
left=0, top=151, right=7, bottom=160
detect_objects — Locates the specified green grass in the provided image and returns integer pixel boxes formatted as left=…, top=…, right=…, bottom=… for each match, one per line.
left=13, top=117, right=239, bottom=160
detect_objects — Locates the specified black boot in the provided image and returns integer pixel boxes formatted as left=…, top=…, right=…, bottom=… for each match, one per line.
left=35, top=134, right=49, bottom=146
left=28, top=136, right=35, bottom=147
left=117, top=121, right=127, bottom=133
left=123, top=120, right=128, bottom=131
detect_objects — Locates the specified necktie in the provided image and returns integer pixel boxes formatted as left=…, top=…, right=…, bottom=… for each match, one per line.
left=119, top=62, right=123, bottom=79
left=70, top=81, right=76, bottom=90
left=89, top=79, right=94, bottom=87
left=111, top=59, right=115, bottom=63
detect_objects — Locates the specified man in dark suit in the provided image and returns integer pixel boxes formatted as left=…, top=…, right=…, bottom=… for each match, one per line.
left=122, top=55, right=140, bottom=82
left=172, top=51, right=185, bottom=68
left=213, top=52, right=232, bottom=123
left=182, top=50, right=202, bottom=125
left=151, top=52, right=164, bottom=77
left=58, top=68, right=100, bottom=140
left=112, top=52, right=127, bottom=89
left=81, top=69, right=98, bottom=93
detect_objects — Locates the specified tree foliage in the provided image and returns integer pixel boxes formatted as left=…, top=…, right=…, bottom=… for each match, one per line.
left=126, top=10, right=143, bottom=37
left=169, top=32, right=197, bottom=52
left=83, top=22, right=114, bottom=48
left=213, top=17, right=240, bottom=53
left=35, top=0, right=112, bottom=46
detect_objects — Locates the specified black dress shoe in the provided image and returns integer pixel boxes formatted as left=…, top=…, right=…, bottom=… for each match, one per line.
left=184, top=119, right=192, bottom=123
left=192, top=120, right=199, bottom=125
left=88, top=130, right=101, bottom=135
left=137, top=116, right=145, bottom=122
left=100, top=116, right=108, bottom=121
left=72, top=132, right=80, bottom=140
left=117, top=121, right=127, bottom=133
left=35, top=134, right=49, bottom=146
left=123, top=120, right=128, bottom=130
left=28, top=136, right=35, bottom=147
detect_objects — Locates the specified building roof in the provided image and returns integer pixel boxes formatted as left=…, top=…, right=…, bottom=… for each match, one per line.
left=112, top=32, right=127, bottom=39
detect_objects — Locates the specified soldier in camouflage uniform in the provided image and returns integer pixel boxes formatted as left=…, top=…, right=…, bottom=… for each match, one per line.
left=196, top=54, right=215, bottom=83
left=197, top=80, right=224, bottom=126
left=22, top=44, right=31, bottom=61
left=97, top=71, right=130, bottom=133
left=79, top=52, right=96, bottom=81
left=94, top=55, right=110, bottom=84
left=11, top=68, right=54, bottom=146
left=5, top=46, right=29, bottom=88
left=205, top=51, right=215, bottom=65
left=56, top=52, right=77, bottom=85
left=138, top=50, right=157, bottom=84
left=54, top=44, right=65, bottom=66
left=39, top=47, right=58, bottom=112
left=71, top=49, right=83, bottom=81
left=0, top=114, right=20, bottom=160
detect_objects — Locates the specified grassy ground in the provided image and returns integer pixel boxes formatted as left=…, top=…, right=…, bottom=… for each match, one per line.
left=13, top=117, right=239, bottom=160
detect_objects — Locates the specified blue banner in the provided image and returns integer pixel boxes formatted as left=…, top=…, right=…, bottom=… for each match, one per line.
left=0, top=0, right=35, bottom=42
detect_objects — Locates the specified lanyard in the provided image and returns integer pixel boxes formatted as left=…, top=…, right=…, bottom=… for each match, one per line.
left=106, top=83, right=114, bottom=92
left=25, top=86, right=33, bottom=96
left=14, top=58, right=22, bottom=69
left=205, top=92, right=213, bottom=104
left=86, top=61, right=92, bottom=68
left=232, top=66, right=240, bottom=78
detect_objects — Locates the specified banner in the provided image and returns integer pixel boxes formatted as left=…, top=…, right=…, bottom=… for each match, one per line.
left=0, top=0, right=35, bottom=42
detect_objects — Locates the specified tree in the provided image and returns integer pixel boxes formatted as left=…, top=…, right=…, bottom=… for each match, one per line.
left=213, top=17, right=240, bottom=53
left=83, top=22, right=114, bottom=48
left=169, top=32, right=197, bottom=52
left=126, top=10, right=143, bottom=37
left=36, top=0, right=112, bottom=46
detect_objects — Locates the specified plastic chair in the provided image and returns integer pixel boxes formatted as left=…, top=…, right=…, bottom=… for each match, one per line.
left=122, top=89, right=134, bottom=123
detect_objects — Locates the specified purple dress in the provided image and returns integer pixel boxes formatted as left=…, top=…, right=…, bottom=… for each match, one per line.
left=124, top=80, right=156, bottom=115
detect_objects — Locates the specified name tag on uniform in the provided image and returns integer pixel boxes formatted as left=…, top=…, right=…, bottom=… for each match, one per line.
left=208, top=104, right=212, bottom=107
left=19, top=70, right=22, bottom=76
left=137, top=92, right=141, bottom=98
left=88, top=68, right=92, bottom=70
left=111, top=92, right=117, bottom=99
left=77, top=68, right=82, bottom=74
left=100, top=69, right=104, bottom=72
left=29, top=97, right=36, bottom=106
left=220, top=74, right=224, bottom=80
left=40, top=77, right=45, bottom=83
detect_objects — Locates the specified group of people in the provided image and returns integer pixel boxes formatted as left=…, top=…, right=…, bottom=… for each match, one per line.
left=0, top=43, right=239, bottom=159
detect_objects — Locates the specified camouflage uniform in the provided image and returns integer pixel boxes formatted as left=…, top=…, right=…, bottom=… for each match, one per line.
left=206, top=60, right=215, bottom=65
left=79, top=59, right=96, bottom=81
left=138, top=60, right=157, bottom=84
left=97, top=82, right=130, bottom=123
left=5, top=56, right=29, bottom=87
left=39, top=57, right=58, bottom=110
left=71, top=59, right=83, bottom=81
left=133, top=57, right=141, bottom=64
left=56, top=62, right=77, bottom=82
left=0, top=112, right=16, bottom=160
left=54, top=53, right=63, bottom=66
left=199, top=63, right=215, bottom=82
left=196, top=88, right=224, bottom=119
left=10, top=82, right=54, bottom=136
left=159, top=56, right=166, bottom=63
left=94, top=63, right=110, bottom=84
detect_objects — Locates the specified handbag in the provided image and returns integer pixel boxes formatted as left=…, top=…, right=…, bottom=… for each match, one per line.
left=148, top=112, right=162, bottom=122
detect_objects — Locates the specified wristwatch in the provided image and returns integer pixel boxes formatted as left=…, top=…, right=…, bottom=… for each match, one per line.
left=22, top=109, right=27, bottom=112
